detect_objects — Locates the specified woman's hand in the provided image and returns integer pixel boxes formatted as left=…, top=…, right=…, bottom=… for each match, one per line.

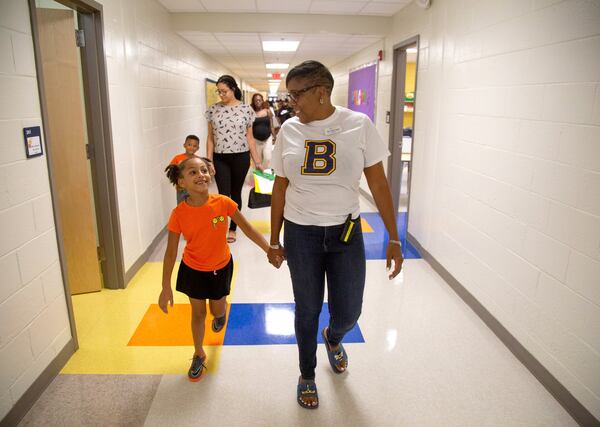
left=386, top=242, right=404, bottom=279
left=255, top=161, right=265, bottom=172
left=158, top=288, right=174, bottom=314
left=267, top=246, right=286, bottom=268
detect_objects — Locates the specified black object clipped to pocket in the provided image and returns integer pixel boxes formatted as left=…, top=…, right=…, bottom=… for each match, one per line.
left=248, top=188, right=271, bottom=209
left=339, top=214, right=357, bottom=244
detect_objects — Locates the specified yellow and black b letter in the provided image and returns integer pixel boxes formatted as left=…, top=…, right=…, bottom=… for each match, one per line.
left=301, top=140, right=336, bottom=175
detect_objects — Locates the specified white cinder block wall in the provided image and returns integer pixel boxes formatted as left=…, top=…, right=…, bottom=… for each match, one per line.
left=335, top=0, right=599, bottom=419
left=0, top=0, right=71, bottom=420
left=100, top=0, right=238, bottom=270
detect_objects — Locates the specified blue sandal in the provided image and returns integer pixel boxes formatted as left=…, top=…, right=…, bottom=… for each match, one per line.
left=322, top=327, right=348, bottom=374
left=297, top=379, right=319, bottom=409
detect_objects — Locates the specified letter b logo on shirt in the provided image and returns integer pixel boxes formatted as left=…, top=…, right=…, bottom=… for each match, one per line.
left=301, top=140, right=336, bottom=175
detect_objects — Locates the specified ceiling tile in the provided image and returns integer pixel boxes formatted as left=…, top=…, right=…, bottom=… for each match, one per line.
left=256, top=0, right=312, bottom=13
left=259, top=33, right=304, bottom=43
left=360, top=2, right=408, bottom=15
left=199, top=0, right=256, bottom=12
left=263, top=52, right=296, bottom=61
left=214, top=32, right=261, bottom=43
left=156, top=0, right=206, bottom=12
left=309, top=1, right=368, bottom=15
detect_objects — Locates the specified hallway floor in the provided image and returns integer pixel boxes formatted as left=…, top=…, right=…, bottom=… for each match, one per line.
left=18, top=187, right=576, bottom=426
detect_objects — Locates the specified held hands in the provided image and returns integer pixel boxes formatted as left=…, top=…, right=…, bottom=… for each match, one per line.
left=386, top=242, right=404, bottom=279
left=267, top=246, right=286, bottom=269
left=158, top=288, right=174, bottom=314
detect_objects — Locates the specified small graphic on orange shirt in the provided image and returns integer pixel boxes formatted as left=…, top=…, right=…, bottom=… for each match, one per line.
left=211, top=215, right=225, bottom=228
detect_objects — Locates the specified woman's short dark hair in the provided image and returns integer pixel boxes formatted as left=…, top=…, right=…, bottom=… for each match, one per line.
left=285, top=60, right=334, bottom=95
left=217, top=75, right=242, bottom=100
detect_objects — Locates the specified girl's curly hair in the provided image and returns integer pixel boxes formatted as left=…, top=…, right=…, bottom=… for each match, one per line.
left=164, top=156, right=212, bottom=186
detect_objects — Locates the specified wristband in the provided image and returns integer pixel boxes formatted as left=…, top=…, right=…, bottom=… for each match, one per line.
left=269, top=244, right=280, bottom=250
left=388, top=239, right=402, bottom=246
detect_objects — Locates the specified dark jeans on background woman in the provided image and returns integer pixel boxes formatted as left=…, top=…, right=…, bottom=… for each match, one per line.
left=283, top=218, right=366, bottom=381
left=213, top=151, right=250, bottom=231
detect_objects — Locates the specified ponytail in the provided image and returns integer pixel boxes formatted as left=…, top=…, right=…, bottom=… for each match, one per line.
left=164, top=163, right=181, bottom=186
left=233, top=87, right=242, bottom=100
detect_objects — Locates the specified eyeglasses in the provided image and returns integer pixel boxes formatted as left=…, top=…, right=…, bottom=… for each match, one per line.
left=286, top=84, right=320, bottom=102
left=215, top=89, right=230, bottom=96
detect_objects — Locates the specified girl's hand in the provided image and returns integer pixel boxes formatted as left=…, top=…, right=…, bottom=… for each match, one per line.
left=159, top=288, right=174, bottom=313
left=255, top=162, right=265, bottom=172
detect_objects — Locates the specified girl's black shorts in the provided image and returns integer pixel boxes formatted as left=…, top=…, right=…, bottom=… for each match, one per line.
left=175, top=257, right=233, bottom=300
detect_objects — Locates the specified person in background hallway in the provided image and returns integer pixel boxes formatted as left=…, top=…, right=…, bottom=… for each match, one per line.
left=267, top=99, right=281, bottom=140
left=160, top=156, right=276, bottom=382
left=275, top=99, right=292, bottom=125
left=267, top=60, right=404, bottom=409
left=251, top=93, right=276, bottom=168
left=168, top=135, right=200, bottom=204
left=206, top=75, right=264, bottom=243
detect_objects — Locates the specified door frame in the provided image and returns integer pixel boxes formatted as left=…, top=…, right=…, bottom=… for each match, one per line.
left=28, top=0, right=124, bottom=341
left=387, top=35, right=420, bottom=218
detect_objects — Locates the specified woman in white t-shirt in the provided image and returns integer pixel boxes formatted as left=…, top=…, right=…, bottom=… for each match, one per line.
left=206, top=75, right=264, bottom=243
left=267, top=61, right=404, bottom=409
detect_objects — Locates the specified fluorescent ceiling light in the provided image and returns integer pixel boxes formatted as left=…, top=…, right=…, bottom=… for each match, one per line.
left=266, top=63, right=289, bottom=70
left=268, top=79, right=282, bottom=83
left=406, top=48, right=417, bottom=53
left=262, top=41, right=299, bottom=52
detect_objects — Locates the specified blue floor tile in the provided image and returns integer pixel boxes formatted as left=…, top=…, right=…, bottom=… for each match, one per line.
left=224, top=303, right=365, bottom=345
left=362, top=212, right=421, bottom=259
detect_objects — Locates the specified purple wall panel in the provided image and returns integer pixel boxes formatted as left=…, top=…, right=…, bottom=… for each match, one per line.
left=347, top=63, right=377, bottom=122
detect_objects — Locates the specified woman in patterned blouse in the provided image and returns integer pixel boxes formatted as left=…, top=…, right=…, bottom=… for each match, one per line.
left=206, top=75, right=264, bottom=243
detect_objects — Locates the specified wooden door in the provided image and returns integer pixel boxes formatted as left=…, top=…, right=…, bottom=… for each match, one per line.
left=37, top=8, right=102, bottom=294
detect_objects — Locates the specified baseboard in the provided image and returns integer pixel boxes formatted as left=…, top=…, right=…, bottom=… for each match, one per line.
left=124, top=227, right=167, bottom=285
left=0, top=338, right=76, bottom=427
left=407, top=232, right=598, bottom=426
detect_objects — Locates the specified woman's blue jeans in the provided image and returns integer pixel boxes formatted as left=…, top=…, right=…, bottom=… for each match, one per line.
left=284, top=218, right=366, bottom=380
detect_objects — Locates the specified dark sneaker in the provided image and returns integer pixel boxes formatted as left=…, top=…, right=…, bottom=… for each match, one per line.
left=188, top=355, right=207, bottom=382
left=212, top=315, right=226, bottom=333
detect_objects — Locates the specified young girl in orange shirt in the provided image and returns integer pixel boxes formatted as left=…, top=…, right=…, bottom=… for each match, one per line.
left=159, top=156, right=278, bottom=381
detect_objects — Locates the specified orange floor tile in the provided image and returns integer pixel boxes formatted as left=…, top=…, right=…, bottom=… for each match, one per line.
left=128, top=303, right=231, bottom=346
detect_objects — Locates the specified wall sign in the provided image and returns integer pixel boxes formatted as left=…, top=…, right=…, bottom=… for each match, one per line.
left=23, top=126, right=43, bottom=158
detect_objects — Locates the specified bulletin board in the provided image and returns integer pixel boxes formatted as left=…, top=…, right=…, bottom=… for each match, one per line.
left=347, top=62, right=377, bottom=122
left=205, top=78, right=219, bottom=107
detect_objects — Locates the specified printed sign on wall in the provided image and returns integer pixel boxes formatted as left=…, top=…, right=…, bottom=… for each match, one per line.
left=23, top=126, right=43, bottom=158
left=205, top=78, right=220, bottom=107
left=347, top=63, right=377, bottom=122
